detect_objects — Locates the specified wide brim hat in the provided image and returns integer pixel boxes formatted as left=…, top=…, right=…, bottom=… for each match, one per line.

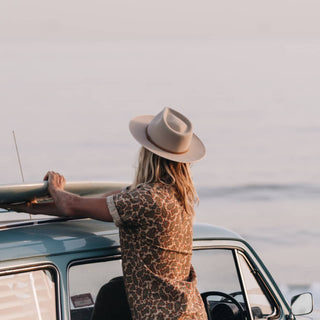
left=129, top=107, right=206, bottom=163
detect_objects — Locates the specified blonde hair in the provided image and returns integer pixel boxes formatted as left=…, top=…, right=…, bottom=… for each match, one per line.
left=132, top=147, right=199, bottom=215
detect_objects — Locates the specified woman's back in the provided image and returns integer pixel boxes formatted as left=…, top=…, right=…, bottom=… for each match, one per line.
left=109, top=182, right=207, bottom=319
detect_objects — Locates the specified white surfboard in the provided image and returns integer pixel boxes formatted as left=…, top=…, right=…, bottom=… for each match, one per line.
left=0, top=181, right=129, bottom=204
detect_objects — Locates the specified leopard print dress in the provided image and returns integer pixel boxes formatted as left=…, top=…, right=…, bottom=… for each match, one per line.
left=106, top=183, right=207, bottom=320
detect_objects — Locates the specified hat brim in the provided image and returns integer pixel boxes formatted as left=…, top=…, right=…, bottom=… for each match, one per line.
left=129, top=115, right=206, bottom=163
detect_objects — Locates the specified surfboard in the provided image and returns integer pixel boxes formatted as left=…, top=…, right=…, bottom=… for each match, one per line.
left=0, top=181, right=129, bottom=204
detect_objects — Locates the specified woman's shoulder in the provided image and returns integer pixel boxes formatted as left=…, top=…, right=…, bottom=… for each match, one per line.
left=130, top=182, right=183, bottom=212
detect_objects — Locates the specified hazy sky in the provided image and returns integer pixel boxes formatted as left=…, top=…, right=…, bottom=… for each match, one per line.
left=1, top=0, right=320, bottom=185
left=1, top=0, right=320, bottom=41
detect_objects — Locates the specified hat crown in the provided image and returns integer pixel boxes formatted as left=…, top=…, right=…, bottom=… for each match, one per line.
left=166, top=112, right=189, bottom=133
left=147, top=107, right=193, bottom=154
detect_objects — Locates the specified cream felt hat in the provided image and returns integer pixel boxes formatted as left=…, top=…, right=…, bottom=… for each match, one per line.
left=129, top=107, right=206, bottom=163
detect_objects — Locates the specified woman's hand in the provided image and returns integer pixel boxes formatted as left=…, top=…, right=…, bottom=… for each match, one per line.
left=1, top=172, right=68, bottom=216
left=42, top=171, right=113, bottom=221
left=44, top=171, right=66, bottom=194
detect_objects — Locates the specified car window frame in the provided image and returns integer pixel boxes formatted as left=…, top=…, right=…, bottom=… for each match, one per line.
left=193, top=242, right=282, bottom=320
left=193, top=246, right=253, bottom=319
left=0, top=263, right=61, bottom=320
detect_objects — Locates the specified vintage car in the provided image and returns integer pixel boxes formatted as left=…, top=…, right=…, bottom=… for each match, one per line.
left=0, top=217, right=314, bottom=320
left=0, top=181, right=314, bottom=320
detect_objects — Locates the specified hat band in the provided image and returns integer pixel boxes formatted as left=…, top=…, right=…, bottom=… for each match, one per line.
left=145, top=127, right=189, bottom=155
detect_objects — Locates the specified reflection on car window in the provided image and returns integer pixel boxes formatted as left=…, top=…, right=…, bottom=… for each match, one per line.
left=0, top=269, right=57, bottom=320
left=69, top=258, right=122, bottom=320
left=238, top=253, right=275, bottom=319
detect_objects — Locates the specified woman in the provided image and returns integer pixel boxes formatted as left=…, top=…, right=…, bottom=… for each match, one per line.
left=5, top=107, right=207, bottom=320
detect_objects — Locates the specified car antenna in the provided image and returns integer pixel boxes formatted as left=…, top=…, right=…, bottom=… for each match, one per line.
left=12, top=130, right=25, bottom=183
left=12, top=130, right=32, bottom=219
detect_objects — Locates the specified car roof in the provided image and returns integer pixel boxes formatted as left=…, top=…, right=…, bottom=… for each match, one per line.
left=0, top=218, right=243, bottom=262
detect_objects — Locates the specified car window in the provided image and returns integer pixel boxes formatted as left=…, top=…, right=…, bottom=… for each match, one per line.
left=238, top=252, right=276, bottom=319
left=0, top=268, right=57, bottom=320
left=69, top=258, right=122, bottom=320
left=192, top=248, right=249, bottom=319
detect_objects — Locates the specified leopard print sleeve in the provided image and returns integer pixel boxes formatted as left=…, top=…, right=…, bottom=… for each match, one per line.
left=107, top=184, right=155, bottom=227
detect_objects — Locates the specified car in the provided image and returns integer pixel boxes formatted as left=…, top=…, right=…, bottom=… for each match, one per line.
left=0, top=217, right=314, bottom=320
left=0, top=182, right=314, bottom=320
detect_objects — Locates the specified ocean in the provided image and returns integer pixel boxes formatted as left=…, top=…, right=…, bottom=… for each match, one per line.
left=1, top=36, right=320, bottom=317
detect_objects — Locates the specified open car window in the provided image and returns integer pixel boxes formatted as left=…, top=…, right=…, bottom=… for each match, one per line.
left=0, top=268, right=58, bottom=320
left=69, top=258, right=122, bottom=320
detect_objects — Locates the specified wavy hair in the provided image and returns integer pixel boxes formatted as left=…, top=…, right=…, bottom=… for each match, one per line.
left=132, top=147, right=199, bottom=215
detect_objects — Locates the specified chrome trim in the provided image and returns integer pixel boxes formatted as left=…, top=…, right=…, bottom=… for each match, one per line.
left=67, top=254, right=122, bottom=269
left=233, top=249, right=254, bottom=320
left=0, top=263, right=62, bottom=320
left=193, top=243, right=246, bottom=251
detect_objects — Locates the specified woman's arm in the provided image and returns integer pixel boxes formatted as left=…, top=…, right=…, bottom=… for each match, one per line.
left=43, top=171, right=117, bottom=222
left=48, top=188, right=115, bottom=221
